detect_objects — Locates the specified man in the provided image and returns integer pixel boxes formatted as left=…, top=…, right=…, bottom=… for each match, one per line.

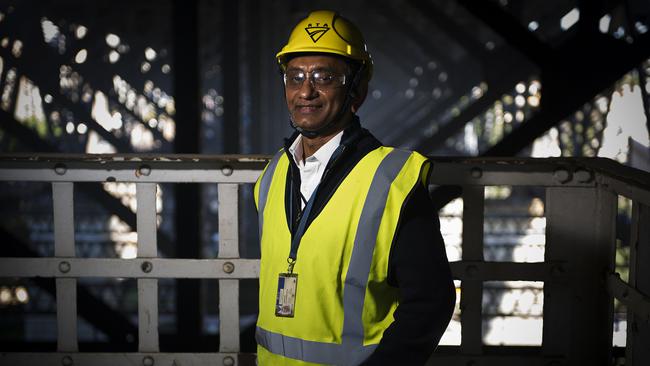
left=254, top=10, right=455, bottom=365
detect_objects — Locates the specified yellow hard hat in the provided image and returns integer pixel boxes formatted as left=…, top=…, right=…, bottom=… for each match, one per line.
left=276, top=10, right=373, bottom=81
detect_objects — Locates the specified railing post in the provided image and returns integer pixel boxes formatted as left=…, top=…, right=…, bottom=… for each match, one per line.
left=460, top=186, right=484, bottom=356
left=218, top=183, right=240, bottom=354
left=626, top=202, right=650, bottom=365
left=137, top=183, right=159, bottom=352
left=52, top=182, right=78, bottom=352
left=544, top=187, right=616, bottom=363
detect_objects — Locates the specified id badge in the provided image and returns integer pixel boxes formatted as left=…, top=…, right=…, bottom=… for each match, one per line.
left=275, top=273, right=298, bottom=317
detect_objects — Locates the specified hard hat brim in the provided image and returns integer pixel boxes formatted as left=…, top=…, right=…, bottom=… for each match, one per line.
left=277, top=47, right=366, bottom=64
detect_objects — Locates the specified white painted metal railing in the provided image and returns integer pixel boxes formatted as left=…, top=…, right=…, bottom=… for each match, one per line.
left=0, top=155, right=266, bottom=366
left=0, top=155, right=648, bottom=366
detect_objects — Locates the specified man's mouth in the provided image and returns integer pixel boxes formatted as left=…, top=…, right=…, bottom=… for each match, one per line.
left=296, top=105, right=322, bottom=113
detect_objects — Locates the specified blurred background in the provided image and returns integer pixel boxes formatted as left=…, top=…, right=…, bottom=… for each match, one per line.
left=0, top=0, right=648, bottom=359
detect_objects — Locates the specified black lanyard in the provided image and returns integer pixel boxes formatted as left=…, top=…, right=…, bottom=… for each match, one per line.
left=286, top=143, right=346, bottom=273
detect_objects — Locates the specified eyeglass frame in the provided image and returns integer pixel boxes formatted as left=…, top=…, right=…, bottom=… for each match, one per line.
left=282, top=69, right=348, bottom=91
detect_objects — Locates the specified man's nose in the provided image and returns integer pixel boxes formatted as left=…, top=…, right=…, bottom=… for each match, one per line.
left=298, top=78, right=318, bottom=98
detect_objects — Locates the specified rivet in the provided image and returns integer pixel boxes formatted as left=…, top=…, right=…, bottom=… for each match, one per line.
left=138, top=164, right=151, bottom=177
left=54, top=163, right=67, bottom=175
left=223, top=356, right=235, bottom=366
left=61, top=355, right=73, bottom=366
left=106, top=176, right=116, bottom=182
left=142, top=356, right=154, bottom=366
left=574, top=169, right=593, bottom=183
left=553, top=169, right=571, bottom=183
left=223, top=261, right=235, bottom=274
left=222, top=165, right=233, bottom=176
left=470, top=167, right=482, bottom=179
left=59, top=261, right=71, bottom=273
left=141, top=261, right=153, bottom=273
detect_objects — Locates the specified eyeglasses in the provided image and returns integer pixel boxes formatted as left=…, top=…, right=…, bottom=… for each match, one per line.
left=283, top=69, right=347, bottom=90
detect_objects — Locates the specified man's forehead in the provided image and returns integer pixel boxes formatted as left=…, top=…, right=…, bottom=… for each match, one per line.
left=286, top=54, right=347, bottom=70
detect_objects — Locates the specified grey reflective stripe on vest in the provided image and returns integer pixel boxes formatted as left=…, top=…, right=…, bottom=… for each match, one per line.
left=257, top=149, right=413, bottom=366
left=256, top=327, right=378, bottom=365
left=257, top=150, right=284, bottom=236
left=340, top=148, right=412, bottom=363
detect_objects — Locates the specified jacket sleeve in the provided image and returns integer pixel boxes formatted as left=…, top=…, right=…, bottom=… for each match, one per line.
left=361, top=183, right=456, bottom=365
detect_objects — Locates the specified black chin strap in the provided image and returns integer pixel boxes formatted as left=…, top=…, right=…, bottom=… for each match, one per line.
left=286, top=64, right=365, bottom=138
left=289, top=119, right=329, bottom=139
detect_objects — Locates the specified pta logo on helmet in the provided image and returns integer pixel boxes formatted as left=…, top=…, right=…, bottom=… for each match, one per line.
left=305, top=23, right=330, bottom=43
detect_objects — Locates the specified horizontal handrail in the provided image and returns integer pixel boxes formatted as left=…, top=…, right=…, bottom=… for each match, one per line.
left=1, top=154, right=647, bottom=191
left=0, top=258, right=260, bottom=279
left=0, top=257, right=567, bottom=283
left=0, top=352, right=240, bottom=366
left=449, top=260, right=568, bottom=282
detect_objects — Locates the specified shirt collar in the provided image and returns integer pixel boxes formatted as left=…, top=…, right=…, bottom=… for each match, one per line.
left=288, top=130, right=344, bottom=167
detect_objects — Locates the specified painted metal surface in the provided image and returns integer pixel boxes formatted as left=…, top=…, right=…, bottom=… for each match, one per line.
left=626, top=203, right=650, bottom=366
left=0, top=257, right=260, bottom=278
left=52, top=182, right=78, bottom=352
left=460, top=186, right=484, bottom=355
left=137, top=183, right=159, bottom=352
left=218, top=183, right=241, bottom=352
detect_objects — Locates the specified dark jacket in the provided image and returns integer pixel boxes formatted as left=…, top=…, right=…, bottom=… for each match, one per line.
left=282, top=118, right=456, bottom=365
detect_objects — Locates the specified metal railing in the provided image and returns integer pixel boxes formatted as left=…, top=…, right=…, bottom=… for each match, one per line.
left=427, top=157, right=650, bottom=366
left=0, top=154, right=649, bottom=366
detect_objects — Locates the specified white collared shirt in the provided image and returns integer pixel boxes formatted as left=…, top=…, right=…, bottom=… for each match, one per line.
left=288, top=131, right=344, bottom=208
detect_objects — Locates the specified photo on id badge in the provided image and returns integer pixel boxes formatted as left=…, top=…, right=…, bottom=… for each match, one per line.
left=276, top=273, right=298, bottom=317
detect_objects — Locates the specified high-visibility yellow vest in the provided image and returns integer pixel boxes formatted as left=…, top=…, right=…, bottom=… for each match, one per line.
left=254, top=146, right=430, bottom=366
